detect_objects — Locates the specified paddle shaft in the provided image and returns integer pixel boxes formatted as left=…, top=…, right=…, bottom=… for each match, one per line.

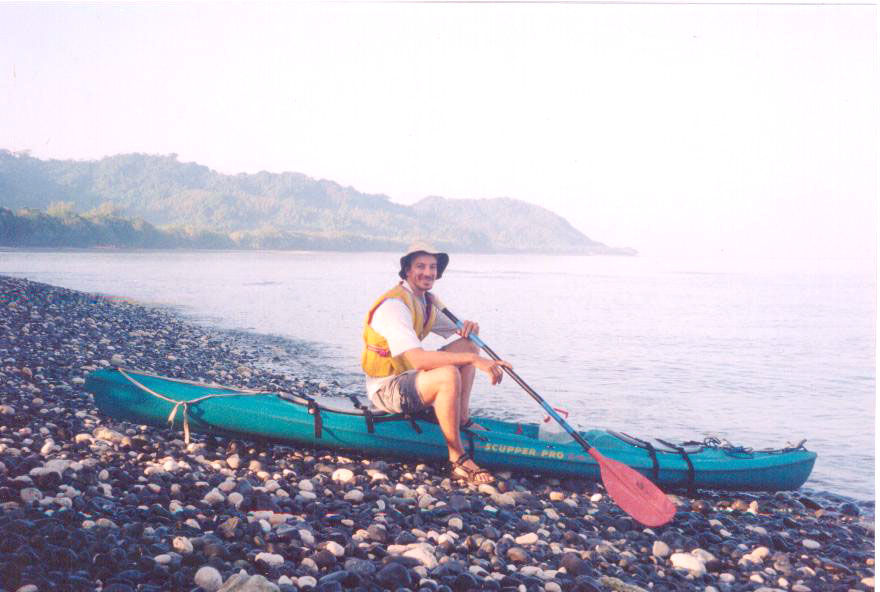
left=441, top=307, right=593, bottom=453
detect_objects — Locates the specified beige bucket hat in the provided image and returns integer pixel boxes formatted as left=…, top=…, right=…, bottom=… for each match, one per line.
left=399, top=241, right=450, bottom=279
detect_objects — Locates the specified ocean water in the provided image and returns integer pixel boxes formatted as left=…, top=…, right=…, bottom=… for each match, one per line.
left=1, top=249, right=874, bottom=504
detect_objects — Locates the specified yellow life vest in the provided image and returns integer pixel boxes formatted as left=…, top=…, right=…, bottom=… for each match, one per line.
left=361, top=282, right=444, bottom=378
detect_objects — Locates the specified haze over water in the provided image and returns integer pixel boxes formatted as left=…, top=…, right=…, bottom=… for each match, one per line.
left=2, top=249, right=874, bottom=505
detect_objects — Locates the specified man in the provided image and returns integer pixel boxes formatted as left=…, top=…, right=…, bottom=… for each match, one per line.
left=361, top=242, right=512, bottom=485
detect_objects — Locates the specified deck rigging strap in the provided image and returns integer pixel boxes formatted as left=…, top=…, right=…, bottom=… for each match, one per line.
left=116, top=367, right=273, bottom=444
left=307, top=399, right=323, bottom=439
left=407, top=415, right=423, bottom=434
left=619, top=432, right=660, bottom=482
left=656, top=438, right=696, bottom=493
left=362, top=408, right=376, bottom=433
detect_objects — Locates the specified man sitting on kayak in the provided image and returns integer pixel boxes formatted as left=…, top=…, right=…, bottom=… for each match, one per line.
left=361, top=242, right=512, bottom=485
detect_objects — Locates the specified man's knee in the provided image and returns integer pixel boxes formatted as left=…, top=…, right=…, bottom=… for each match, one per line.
left=435, top=365, right=462, bottom=390
left=443, top=338, right=479, bottom=355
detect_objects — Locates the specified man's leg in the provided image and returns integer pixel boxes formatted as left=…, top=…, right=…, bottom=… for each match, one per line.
left=440, top=338, right=480, bottom=426
left=415, top=365, right=493, bottom=484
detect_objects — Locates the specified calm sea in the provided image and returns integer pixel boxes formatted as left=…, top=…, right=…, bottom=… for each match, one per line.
left=1, top=250, right=875, bottom=504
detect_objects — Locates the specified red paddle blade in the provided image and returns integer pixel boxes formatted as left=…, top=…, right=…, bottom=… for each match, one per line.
left=588, top=447, right=677, bottom=527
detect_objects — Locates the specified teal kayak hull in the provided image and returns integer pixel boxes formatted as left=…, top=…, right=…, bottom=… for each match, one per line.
left=85, top=368, right=816, bottom=492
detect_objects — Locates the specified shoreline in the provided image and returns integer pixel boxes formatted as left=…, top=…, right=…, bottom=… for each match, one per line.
left=0, top=275, right=874, bottom=592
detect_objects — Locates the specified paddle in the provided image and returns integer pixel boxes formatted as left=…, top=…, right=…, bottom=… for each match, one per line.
left=442, top=307, right=676, bottom=527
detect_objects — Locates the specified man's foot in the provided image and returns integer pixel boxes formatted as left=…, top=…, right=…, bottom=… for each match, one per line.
left=450, top=452, right=494, bottom=485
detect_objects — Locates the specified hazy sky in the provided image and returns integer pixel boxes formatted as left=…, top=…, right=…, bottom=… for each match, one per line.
left=1, top=2, right=876, bottom=259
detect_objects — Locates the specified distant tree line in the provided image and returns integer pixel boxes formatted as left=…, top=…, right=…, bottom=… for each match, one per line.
left=0, top=151, right=635, bottom=254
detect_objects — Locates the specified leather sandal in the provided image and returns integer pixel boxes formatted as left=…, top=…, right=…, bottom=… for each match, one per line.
left=450, top=452, right=494, bottom=485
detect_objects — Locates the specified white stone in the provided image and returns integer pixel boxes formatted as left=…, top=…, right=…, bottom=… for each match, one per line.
left=228, top=492, right=244, bottom=508
left=298, top=479, right=314, bottom=491
left=20, top=488, right=43, bottom=503
left=491, top=492, right=517, bottom=507
left=801, top=539, right=821, bottom=550
left=515, top=533, right=539, bottom=545
left=194, top=565, right=223, bottom=592
left=544, top=583, right=562, bottom=592
left=154, top=554, right=172, bottom=565
left=299, top=529, right=315, bottom=546
left=332, top=468, right=355, bottom=484
left=172, top=536, right=193, bottom=554
left=277, top=575, right=293, bottom=586
left=217, top=480, right=236, bottom=493
left=324, top=541, right=345, bottom=557
left=670, top=552, right=706, bottom=577
left=297, top=576, right=317, bottom=588
left=40, top=438, right=56, bottom=455
left=652, top=540, right=671, bottom=558
left=344, top=489, right=364, bottom=503
left=718, top=573, right=735, bottom=583
left=751, top=546, right=771, bottom=560
left=296, top=490, right=317, bottom=501
left=402, top=543, right=439, bottom=569
left=469, top=565, right=490, bottom=578
left=36, top=459, right=73, bottom=476
left=203, top=488, right=225, bottom=505
left=93, top=427, right=126, bottom=444
left=255, top=552, right=285, bottom=567
left=418, top=494, right=437, bottom=509
left=590, top=493, right=603, bottom=502
left=477, top=483, right=499, bottom=495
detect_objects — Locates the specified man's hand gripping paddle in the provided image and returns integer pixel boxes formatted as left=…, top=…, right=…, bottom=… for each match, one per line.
left=443, top=307, right=676, bottom=527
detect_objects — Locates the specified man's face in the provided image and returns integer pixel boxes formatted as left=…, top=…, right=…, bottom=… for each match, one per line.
left=405, top=253, right=438, bottom=292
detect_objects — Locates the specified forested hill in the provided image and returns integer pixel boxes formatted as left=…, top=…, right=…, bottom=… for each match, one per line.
left=0, top=151, right=635, bottom=254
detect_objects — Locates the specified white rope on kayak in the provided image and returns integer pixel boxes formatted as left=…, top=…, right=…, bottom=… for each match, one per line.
left=116, top=366, right=271, bottom=393
left=116, top=367, right=275, bottom=444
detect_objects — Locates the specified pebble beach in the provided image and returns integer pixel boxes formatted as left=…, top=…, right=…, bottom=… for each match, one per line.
left=0, top=275, right=874, bottom=592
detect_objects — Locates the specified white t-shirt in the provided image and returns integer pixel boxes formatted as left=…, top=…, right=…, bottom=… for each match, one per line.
left=365, top=287, right=458, bottom=405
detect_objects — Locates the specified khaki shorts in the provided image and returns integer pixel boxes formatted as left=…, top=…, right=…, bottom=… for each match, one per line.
left=373, top=370, right=427, bottom=415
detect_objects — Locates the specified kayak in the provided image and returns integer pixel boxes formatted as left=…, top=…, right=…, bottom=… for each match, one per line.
left=84, top=367, right=816, bottom=492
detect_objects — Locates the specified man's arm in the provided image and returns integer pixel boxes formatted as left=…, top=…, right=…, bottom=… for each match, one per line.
left=401, top=347, right=478, bottom=371
left=402, top=347, right=511, bottom=385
